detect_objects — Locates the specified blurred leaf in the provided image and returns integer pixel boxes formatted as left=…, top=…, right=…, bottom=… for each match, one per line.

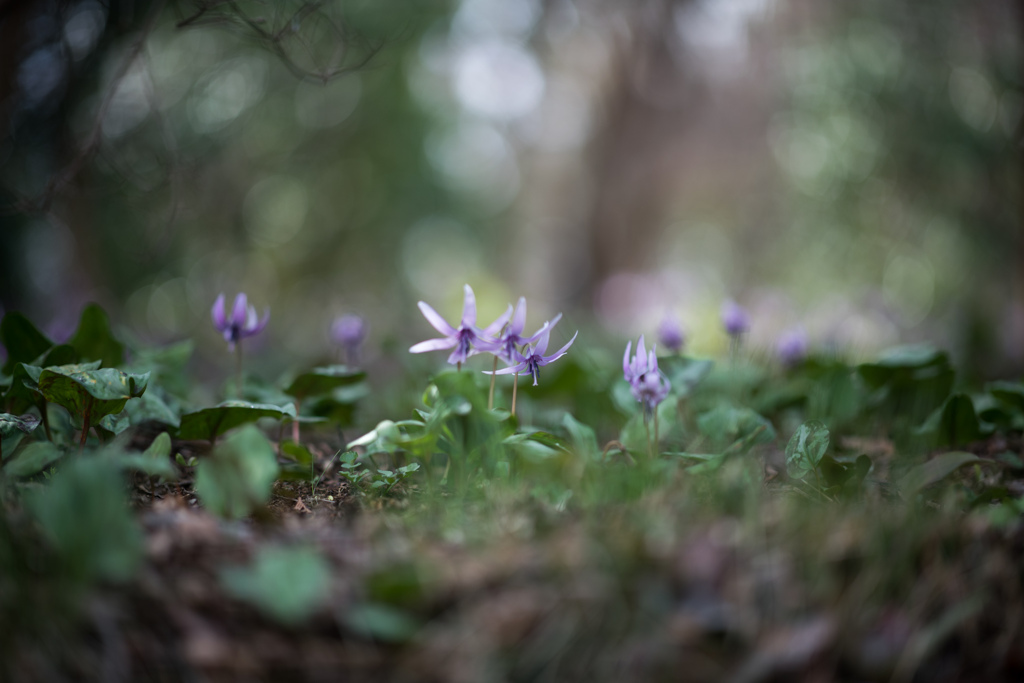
left=3, top=441, right=62, bottom=478
left=124, top=388, right=181, bottom=428
left=562, top=412, right=599, bottom=460
left=857, top=345, right=954, bottom=424
left=220, top=545, right=331, bottom=625
left=342, top=603, right=421, bottom=643
left=0, top=312, right=52, bottom=375
left=194, top=425, right=279, bottom=519
left=281, top=441, right=314, bottom=467
left=934, top=394, right=985, bottom=447
left=283, top=365, right=366, bottom=399
left=126, top=340, right=194, bottom=398
left=820, top=453, right=872, bottom=490
left=697, top=403, right=775, bottom=452
left=178, top=401, right=296, bottom=441
left=26, top=457, right=143, bottom=582
left=69, top=304, right=124, bottom=367
left=37, top=366, right=148, bottom=428
left=785, top=420, right=830, bottom=481
left=97, top=411, right=130, bottom=437
left=660, top=356, right=714, bottom=398
left=0, top=413, right=40, bottom=439
left=988, top=381, right=1024, bottom=414
left=115, top=432, right=177, bottom=480
left=900, top=451, right=981, bottom=495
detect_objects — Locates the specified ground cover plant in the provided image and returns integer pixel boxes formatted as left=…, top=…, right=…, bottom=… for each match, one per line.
left=1, top=294, right=1023, bottom=683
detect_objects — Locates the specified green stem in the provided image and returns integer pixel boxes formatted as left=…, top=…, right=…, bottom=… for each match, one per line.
left=645, top=418, right=652, bottom=460
left=511, top=372, right=519, bottom=417
left=654, top=409, right=660, bottom=455
left=40, top=401, right=52, bottom=442
left=292, top=400, right=301, bottom=443
left=488, top=356, right=497, bottom=410
left=80, top=401, right=92, bottom=450
left=235, top=342, right=244, bottom=399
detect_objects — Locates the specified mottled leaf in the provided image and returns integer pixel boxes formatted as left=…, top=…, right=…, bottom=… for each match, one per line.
left=178, top=401, right=296, bottom=441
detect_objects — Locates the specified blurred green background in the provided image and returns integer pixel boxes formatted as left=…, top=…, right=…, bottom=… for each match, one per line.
left=1, top=0, right=1021, bottom=384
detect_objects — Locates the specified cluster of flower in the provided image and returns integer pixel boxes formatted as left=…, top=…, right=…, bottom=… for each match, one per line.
left=410, top=285, right=576, bottom=387
left=212, top=292, right=366, bottom=363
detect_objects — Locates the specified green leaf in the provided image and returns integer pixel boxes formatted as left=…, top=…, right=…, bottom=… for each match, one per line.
left=900, top=451, right=982, bottom=495
left=988, top=381, right=1024, bottom=414
left=220, top=545, right=332, bottom=625
left=342, top=603, right=421, bottom=643
left=124, top=388, right=181, bottom=428
left=69, top=303, right=124, bottom=367
left=0, top=413, right=40, bottom=439
left=283, top=365, right=366, bottom=399
left=97, top=411, right=130, bottom=437
left=3, top=441, right=62, bottom=477
left=280, top=441, right=314, bottom=467
left=178, top=401, right=297, bottom=441
left=0, top=312, right=52, bottom=375
left=26, top=457, right=143, bottom=582
left=697, top=403, right=776, bottom=452
left=114, top=432, right=177, bottom=480
left=125, top=339, right=194, bottom=398
left=934, top=394, right=984, bottom=447
left=37, top=366, right=149, bottom=428
left=659, top=356, right=714, bottom=398
left=194, top=425, right=279, bottom=519
left=785, top=420, right=831, bottom=480
left=562, top=413, right=599, bottom=460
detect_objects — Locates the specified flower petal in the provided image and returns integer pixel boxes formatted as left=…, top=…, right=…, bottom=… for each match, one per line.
left=487, top=363, right=526, bottom=376
left=510, top=297, right=527, bottom=336
left=540, top=331, right=578, bottom=364
left=524, top=313, right=561, bottom=344
left=249, top=308, right=270, bottom=336
left=409, top=337, right=458, bottom=353
left=232, top=293, right=250, bottom=328
left=623, top=340, right=632, bottom=378
left=211, top=293, right=226, bottom=331
left=461, top=284, right=477, bottom=327
left=534, top=327, right=551, bottom=355
left=417, top=301, right=457, bottom=336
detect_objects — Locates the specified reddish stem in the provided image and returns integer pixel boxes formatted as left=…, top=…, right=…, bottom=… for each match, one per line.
left=80, top=401, right=92, bottom=450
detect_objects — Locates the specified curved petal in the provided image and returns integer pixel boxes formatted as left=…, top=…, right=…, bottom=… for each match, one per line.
left=534, top=327, right=552, bottom=355
left=510, top=297, right=527, bottom=336
left=249, top=308, right=270, bottom=336
left=211, top=293, right=226, bottom=331
left=480, top=303, right=513, bottom=337
left=231, top=293, right=249, bottom=328
left=623, top=340, right=633, bottom=378
left=488, top=363, right=526, bottom=376
left=541, top=331, right=578, bottom=364
left=410, top=337, right=458, bottom=353
left=417, top=301, right=457, bottom=336
left=461, top=284, right=477, bottom=327
left=524, top=313, right=561, bottom=344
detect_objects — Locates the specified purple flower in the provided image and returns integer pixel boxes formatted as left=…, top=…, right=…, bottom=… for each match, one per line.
left=623, top=335, right=671, bottom=416
left=489, top=327, right=578, bottom=386
left=492, top=297, right=562, bottom=363
left=212, top=293, right=269, bottom=351
left=409, top=284, right=512, bottom=366
left=332, top=314, right=367, bottom=366
left=657, top=315, right=685, bottom=353
left=777, top=328, right=808, bottom=367
left=721, top=300, right=750, bottom=337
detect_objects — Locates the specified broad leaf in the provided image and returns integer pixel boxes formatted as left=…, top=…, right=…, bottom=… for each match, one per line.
left=221, top=545, right=332, bottom=625
left=562, top=412, right=599, bottom=460
left=26, top=457, right=143, bottom=582
left=934, top=394, right=985, bottom=447
left=900, top=451, right=981, bottom=495
left=785, top=420, right=830, bottom=481
left=0, top=312, right=52, bottom=375
left=342, top=603, right=421, bottom=643
left=0, top=413, right=40, bottom=439
left=280, top=440, right=314, bottom=467
left=988, top=381, right=1024, bottom=415
left=178, top=401, right=297, bottom=441
left=37, top=366, right=149, bottom=428
left=659, top=356, right=714, bottom=398
left=3, top=441, right=62, bottom=477
left=115, top=432, right=177, bottom=480
left=194, top=425, right=279, bottom=519
left=69, top=303, right=124, bottom=367
left=697, top=403, right=775, bottom=452
left=283, top=365, right=366, bottom=399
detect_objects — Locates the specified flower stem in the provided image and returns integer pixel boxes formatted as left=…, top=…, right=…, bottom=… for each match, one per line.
left=488, top=356, right=498, bottom=410
left=457, top=361, right=462, bottom=372
left=80, top=401, right=92, bottom=450
left=654, top=409, right=660, bottom=455
left=645, top=418, right=652, bottom=460
left=292, top=400, right=301, bottom=443
left=511, top=372, right=519, bottom=417
left=235, top=342, right=244, bottom=399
